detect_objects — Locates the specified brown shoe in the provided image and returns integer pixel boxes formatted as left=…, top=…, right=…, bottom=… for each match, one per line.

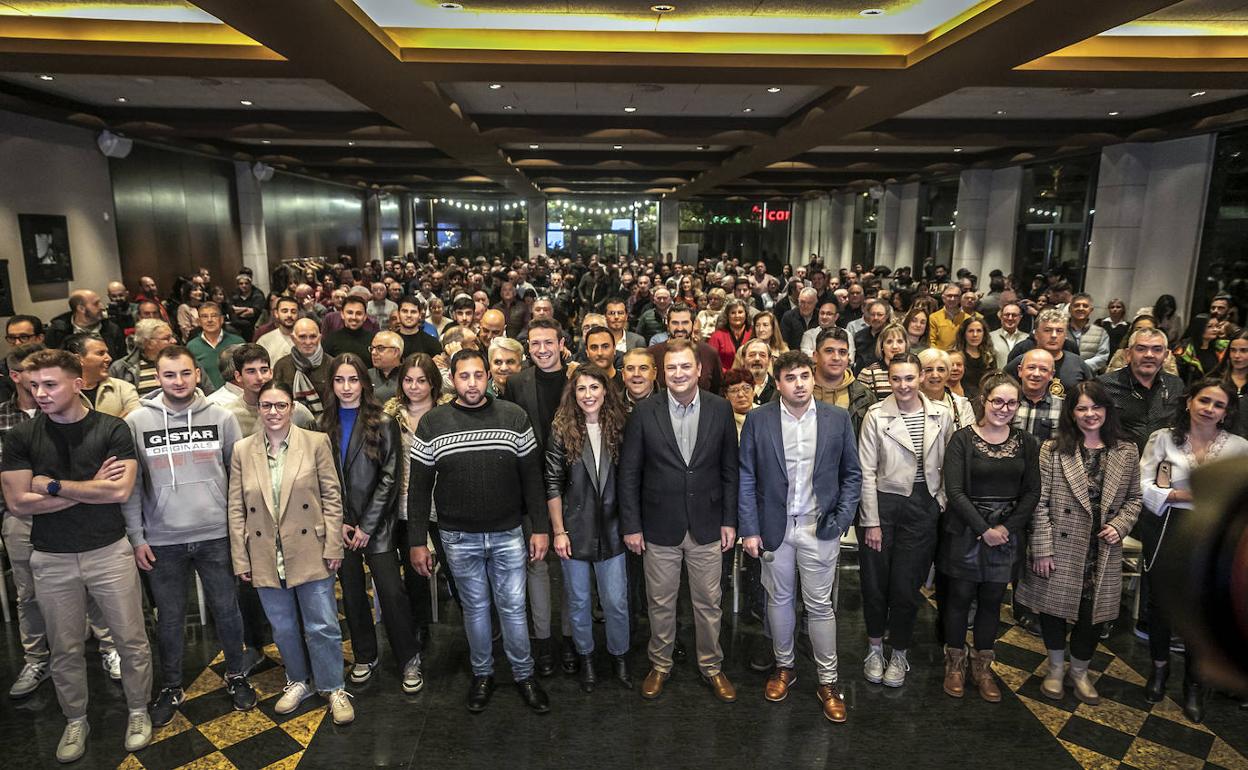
left=969, top=649, right=1002, bottom=703
left=764, top=668, right=797, bottom=702
left=816, top=683, right=847, bottom=723
left=640, top=668, right=669, bottom=700
left=942, top=646, right=967, bottom=698
left=702, top=672, right=737, bottom=703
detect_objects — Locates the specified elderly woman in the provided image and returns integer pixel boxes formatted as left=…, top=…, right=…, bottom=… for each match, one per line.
left=919, top=348, right=975, bottom=430
left=696, top=288, right=727, bottom=341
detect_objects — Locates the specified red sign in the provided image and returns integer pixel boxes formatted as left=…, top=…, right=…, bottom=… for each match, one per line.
left=751, top=205, right=791, bottom=222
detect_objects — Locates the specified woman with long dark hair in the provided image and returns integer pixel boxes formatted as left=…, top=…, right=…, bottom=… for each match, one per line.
left=319, top=353, right=423, bottom=694
left=954, top=317, right=997, bottom=400
left=1016, top=381, right=1140, bottom=705
left=707, top=298, right=752, bottom=372
left=1145, top=294, right=1182, bottom=347
left=1139, top=377, right=1248, bottom=722
left=544, top=364, right=633, bottom=692
left=1172, top=314, right=1228, bottom=384
left=1216, top=328, right=1248, bottom=439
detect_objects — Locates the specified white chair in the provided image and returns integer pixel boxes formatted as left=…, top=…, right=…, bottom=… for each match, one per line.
left=1122, top=535, right=1144, bottom=619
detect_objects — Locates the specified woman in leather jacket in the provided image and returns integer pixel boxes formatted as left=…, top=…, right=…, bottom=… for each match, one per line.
left=320, top=353, right=423, bottom=693
left=544, top=364, right=632, bottom=692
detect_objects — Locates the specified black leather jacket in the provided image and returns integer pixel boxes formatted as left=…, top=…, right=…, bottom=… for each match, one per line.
left=543, top=429, right=624, bottom=562
left=334, top=412, right=400, bottom=554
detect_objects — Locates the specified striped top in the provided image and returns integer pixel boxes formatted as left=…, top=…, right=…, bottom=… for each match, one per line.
left=901, top=409, right=926, bottom=484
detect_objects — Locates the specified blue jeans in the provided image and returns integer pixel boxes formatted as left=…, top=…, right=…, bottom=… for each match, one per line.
left=146, top=537, right=247, bottom=688
left=257, top=576, right=344, bottom=692
left=563, top=553, right=629, bottom=656
left=439, top=525, right=534, bottom=681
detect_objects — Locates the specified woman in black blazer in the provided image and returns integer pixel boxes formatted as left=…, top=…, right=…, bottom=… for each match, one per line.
left=320, top=353, right=422, bottom=694
left=545, top=364, right=632, bottom=692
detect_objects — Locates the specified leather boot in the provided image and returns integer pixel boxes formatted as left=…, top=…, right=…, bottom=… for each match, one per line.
left=969, top=649, right=1002, bottom=703
left=1067, top=659, right=1100, bottom=705
left=1144, top=661, right=1169, bottom=703
left=578, top=654, right=597, bottom=693
left=942, top=646, right=967, bottom=698
left=1041, top=658, right=1066, bottom=700
left=611, top=655, right=633, bottom=689
left=1183, top=651, right=1205, bottom=723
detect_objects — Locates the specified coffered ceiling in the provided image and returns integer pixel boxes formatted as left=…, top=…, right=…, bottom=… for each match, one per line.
left=0, top=0, right=1245, bottom=198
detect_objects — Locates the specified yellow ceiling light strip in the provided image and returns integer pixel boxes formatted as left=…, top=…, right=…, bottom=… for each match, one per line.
left=1040, top=35, right=1248, bottom=60
left=0, top=17, right=262, bottom=45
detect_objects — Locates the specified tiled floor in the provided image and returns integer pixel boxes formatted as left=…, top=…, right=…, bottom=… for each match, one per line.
left=0, top=570, right=1244, bottom=769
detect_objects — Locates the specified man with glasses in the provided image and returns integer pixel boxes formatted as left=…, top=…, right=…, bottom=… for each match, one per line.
left=187, top=302, right=245, bottom=391
left=106, top=282, right=138, bottom=335
left=1098, top=327, right=1183, bottom=454
left=1, top=315, right=45, bottom=403
left=368, top=331, right=405, bottom=402
left=989, top=302, right=1029, bottom=368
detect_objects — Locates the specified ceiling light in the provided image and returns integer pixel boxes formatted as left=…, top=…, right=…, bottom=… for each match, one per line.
left=529, top=143, right=540, bottom=149
left=439, top=2, right=463, bottom=8
left=624, top=106, right=637, bottom=113
left=696, top=145, right=708, bottom=150
left=489, top=83, right=502, bottom=90
left=859, top=8, right=885, bottom=15
left=261, top=139, right=271, bottom=145
left=115, top=97, right=128, bottom=103
left=613, top=144, right=623, bottom=150
left=1108, top=111, right=1120, bottom=116
left=953, top=147, right=963, bottom=153
left=650, top=4, right=676, bottom=11
left=502, top=105, right=514, bottom=110
left=239, top=99, right=254, bottom=106
left=1190, top=91, right=1207, bottom=98
left=766, top=87, right=782, bottom=93
left=994, top=109, right=1006, bottom=115
left=38, top=74, right=54, bottom=81
left=347, top=140, right=356, bottom=146
left=873, top=147, right=880, bottom=152
left=742, top=107, right=753, bottom=113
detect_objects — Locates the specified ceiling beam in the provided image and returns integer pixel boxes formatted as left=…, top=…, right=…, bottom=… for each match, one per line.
left=188, top=0, right=537, bottom=197
left=674, top=0, right=1184, bottom=198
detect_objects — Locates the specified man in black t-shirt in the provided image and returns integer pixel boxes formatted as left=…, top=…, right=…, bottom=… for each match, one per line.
left=0, top=349, right=151, bottom=763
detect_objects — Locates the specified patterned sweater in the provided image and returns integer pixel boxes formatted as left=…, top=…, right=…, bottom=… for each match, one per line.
left=407, top=395, right=546, bottom=544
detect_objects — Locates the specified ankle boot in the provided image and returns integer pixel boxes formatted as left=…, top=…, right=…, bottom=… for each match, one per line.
left=969, top=649, right=1002, bottom=703
left=942, top=646, right=967, bottom=698
left=1144, top=661, right=1169, bottom=703
left=611, top=655, right=633, bottom=689
left=1067, top=659, right=1100, bottom=705
left=1041, top=657, right=1066, bottom=700
left=1182, top=651, right=1204, bottom=723
left=578, top=654, right=597, bottom=693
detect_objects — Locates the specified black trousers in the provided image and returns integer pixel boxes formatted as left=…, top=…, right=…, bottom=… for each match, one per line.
left=1040, top=600, right=1100, bottom=662
left=858, top=489, right=940, bottom=651
left=237, top=581, right=271, bottom=649
left=395, top=524, right=433, bottom=632
left=339, top=547, right=420, bottom=667
left=943, top=577, right=1008, bottom=651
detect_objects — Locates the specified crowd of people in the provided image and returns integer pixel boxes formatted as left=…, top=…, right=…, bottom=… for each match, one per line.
left=1, top=250, right=1244, bottom=762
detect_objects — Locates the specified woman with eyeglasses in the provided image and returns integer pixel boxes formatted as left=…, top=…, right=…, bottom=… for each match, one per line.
left=227, top=382, right=354, bottom=725
left=319, top=353, right=424, bottom=694
left=722, top=368, right=756, bottom=437
left=1015, top=381, right=1140, bottom=706
left=938, top=373, right=1039, bottom=702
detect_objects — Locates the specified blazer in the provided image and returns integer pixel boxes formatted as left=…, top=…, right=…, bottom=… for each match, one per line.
left=857, top=393, right=955, bottom=527
left=332, top=412, right=400, bottom=554
left=91, top=377, right=140, bottom=419
left=618, top=390, right=739, bottom=547
left=1015, top=440, right=1142, bottom=624
left=228, top=425, right=345, bottom=589
left=738, top=401, right=863, bottom=553
left=501, top=365, right=564, bottom=449
left=544, top=429, right=624, bottom=562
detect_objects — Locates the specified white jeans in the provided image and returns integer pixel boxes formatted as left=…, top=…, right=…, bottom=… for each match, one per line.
left=761, top=513, right=840, bottom=683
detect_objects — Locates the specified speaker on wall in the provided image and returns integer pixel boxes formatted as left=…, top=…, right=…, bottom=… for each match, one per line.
left=97, top=130, right=133, bottom=159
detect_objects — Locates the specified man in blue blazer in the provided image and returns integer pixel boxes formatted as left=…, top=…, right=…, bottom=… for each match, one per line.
left=739, top=350, right=862, bottom=723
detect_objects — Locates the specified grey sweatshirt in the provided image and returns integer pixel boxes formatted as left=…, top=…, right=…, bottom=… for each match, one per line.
left=122, top=390, right=242, bottom=547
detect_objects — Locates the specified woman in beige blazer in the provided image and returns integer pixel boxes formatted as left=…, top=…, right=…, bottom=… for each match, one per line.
left=227, top=381, right=354, bottom=725
left=1016, top=381, right=1140, bottom=706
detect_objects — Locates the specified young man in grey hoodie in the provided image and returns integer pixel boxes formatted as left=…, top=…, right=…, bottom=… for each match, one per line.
left=122, top=345, right=258, bottom=727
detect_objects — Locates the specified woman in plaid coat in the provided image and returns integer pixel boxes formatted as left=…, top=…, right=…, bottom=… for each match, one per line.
left=1016, top=381, right=1141, bottom=706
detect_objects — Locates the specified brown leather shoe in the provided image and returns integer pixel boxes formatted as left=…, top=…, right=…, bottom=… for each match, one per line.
left=764, top=668, right=797, bottom=702
left=969, top=649, right=1002, bottom=703
left=816, top=683, right=847, bottom=723
left=702, top=672, right=737, bottom=703
left=640, top=668, right=669, bottom=700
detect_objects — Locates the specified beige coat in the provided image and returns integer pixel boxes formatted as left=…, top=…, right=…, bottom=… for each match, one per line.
left=228, top=424, right=344, bottom=589
left=92, top=377, right=140, bottom=419
left=857, top=393, right=955, bottom=527
left=1015, top=440, right=1141, bottom=624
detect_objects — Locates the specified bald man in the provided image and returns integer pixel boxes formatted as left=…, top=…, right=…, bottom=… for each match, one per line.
left=106, top=281, right=138, bottom=333
left=272, top=318, right=333, bottom=415
left=45, top=289, right=127, bottom=358
left=479, top=308, right=507, bottom=349
left=369, top=330, right=405, bottom=402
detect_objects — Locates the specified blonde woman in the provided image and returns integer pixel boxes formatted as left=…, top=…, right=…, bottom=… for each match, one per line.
left=751, top=310, right=789, bottom=357
left=857, top=323, right=910, bottom=398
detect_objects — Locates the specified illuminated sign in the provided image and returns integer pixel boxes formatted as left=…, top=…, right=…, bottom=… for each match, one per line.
left=751, top=204, right=791, bottom=223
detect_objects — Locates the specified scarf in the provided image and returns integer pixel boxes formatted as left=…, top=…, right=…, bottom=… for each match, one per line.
left=290, top=344, right=325, bottom=416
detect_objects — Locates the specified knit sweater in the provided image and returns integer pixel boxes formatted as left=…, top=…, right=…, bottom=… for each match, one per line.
left=407, top=396, right=547, bottom=544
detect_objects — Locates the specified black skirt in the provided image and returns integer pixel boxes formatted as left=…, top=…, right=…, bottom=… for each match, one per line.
left=938, top=500, right=1018, bottom=583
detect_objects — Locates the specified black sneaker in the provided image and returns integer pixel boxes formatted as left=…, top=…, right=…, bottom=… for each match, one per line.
left=516, top=677, right=550, bottom=714
left=149, top=687, right=184, bottom=727
left=225, top=675, right=257, bottom=711
left=748, top=640, right=774, bottom=673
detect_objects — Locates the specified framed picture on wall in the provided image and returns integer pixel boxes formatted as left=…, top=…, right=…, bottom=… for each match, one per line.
left=18, top=213, right=74, bottom=284
left=0, top=260, right=14, bottom=317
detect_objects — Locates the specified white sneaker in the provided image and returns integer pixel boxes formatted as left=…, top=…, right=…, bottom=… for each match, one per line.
left=863, top=647, right=885, bottom=684
left=274, top=681, right=315, bottom=715
left=349, top=660, right=377, bottom=684
left=9, top=660, right=50, bottom=698
left=882, top=651, right=910, bottom=688
left=123, top=709, right=151, bottom=753
left=56, top=718, right=89, bottom=764
left=327, top=688, right=355, bottom=725
left=401, top=656, right=424, bottom=694
left=101, top=650, right=121, bottom=681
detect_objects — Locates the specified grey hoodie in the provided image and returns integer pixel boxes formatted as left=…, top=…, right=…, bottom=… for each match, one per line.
left=122, top=390, right=243, bottom=547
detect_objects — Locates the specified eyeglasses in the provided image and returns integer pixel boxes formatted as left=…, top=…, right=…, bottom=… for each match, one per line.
left=5, top=333, right=37, bottom=344
left=726, top=385, right=754, bottom=396
left=258, top=402, right=291, bottom=412
left=986, top=398, right=1020, bottom=410
left=368, top=345, right=401, bottom=353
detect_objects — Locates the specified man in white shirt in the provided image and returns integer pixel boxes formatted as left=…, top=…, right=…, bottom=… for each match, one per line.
left=801, top=301, right=856, bottom=362
left=256, top=297, right=299, bottom=362
left=989, top=302, right=1029, bottom=366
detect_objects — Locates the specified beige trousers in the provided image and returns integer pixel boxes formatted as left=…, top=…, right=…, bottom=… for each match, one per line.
left=643, top=532, right=724, bottom=676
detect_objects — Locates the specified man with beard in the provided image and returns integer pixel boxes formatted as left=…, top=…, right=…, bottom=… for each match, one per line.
left=647, top=305, right=723, bottom=394
left=583, top=325, right=619, bottom=383
left=228, top=273, right=266, bottom=342
left=256, top=297, right=300, bottom=363
left=397, top=296, right=442, bottom=358
left=605, top=298, right=646, bottom=352
left=106, top=282, right=138, bottom=335
left=46, top=290, right=127, bottom=359
left=323, top=296, right=373, bottom=361
left=635, top=287, right=673, bottom=344
left=737, top=338, right=777, bottom=405
left=273, top=319, right=332, bottom=417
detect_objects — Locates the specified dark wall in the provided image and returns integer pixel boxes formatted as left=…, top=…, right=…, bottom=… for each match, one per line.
left=109, top=145, right=241, bottom=291
left=262, top=173, right=365, bottom=262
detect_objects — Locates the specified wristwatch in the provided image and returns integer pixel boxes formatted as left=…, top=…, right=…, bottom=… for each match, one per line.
left=46, top=479, right=61, bottom=497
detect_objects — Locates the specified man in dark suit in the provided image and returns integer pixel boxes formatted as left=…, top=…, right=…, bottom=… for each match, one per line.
left=647, top=305, right=723, bottom=394
left=619, top=339, right=739, bottom=703
left=739, top=350, right=861, bottom=722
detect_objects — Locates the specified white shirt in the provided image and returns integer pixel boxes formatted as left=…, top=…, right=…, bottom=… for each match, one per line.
left=800, top=326, right=856, bottom=362
left=257, top=328, right=294, bottom=362
left=780, top=398, right=818, bottom=517
left=989, top=327, right=1028, bottom=368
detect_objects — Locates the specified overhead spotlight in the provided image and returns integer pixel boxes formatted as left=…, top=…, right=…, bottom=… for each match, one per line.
left=439, top=2, right=463, bottom=8
left=766, top=87, right=782, bottom=93
left=1108, top=111, right=1120, bottom=116
left=115, top=96, right=128, bottom=103
left=529, top=143, right=540, bottom=149
left=742, top=107, right=754, bottom=113
left=261, top=139, right=272, bottom=145
left=994, top=109, right=1006, bottom=115
left=489, top=83, right=503, bottom=90
left=953, top=147, right=963, bottom=152
left=624, top=106, right=638, bottom=113
left=1190, top=91, right=1207, bottom=98
left=651, top=4, right=676, bottom=11
left=696, top=145, right=708, bottom=150
left=502, top=105, right=514, bottom=110
left=860, top=8, right=884, bottom=15
left=347, top=140, right=356, bottom=146
left=38, top=74, right=54, bottom=81
left=240, top=99, right=254, bottom=106
left=613, top=144, right=623, bottom=150
left=873, top=147, right=880, bottom=152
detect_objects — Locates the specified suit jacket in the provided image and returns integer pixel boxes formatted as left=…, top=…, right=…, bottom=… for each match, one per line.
left=647, top=340, right=724, bottom=394
left=618, top=390, right=739, bottom=547
left=738, top=400, right=862, bottom=553
left=500, top=364, right=565, bottom=449
left=332, top=412, right=400, bottom=554
left=228, top=425, right=345, bottom=589
left=544, top=429, right=623, bottom=562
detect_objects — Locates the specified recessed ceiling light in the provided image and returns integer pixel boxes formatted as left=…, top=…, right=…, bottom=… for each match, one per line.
left=1190, top=91, right=1207, bottom=98
left=953, top=147, right=963, bottom=153
left=994, top=109, right=1006, bottom=115
left=696, top=145, right=708, bottom=150
left=859, top=8, right=885, bottom=15
left=650, top=3, right=676, bottom=11
left=529, top=143, right=540, bottom=149
left=347, top=140, right=356, bottom=146
left=1108, top=111, right=1120, bottom=116
left=742, top=107, right=754, bottom=113
left=261, top=139, right=271, bottom=144
left=502, top=104, right=514, bottom=110
left=624, top=106, right=637, bottom=113
left=240, top=99, right=254, bottom=106
left=488, top=83, right=502, bottom=90
left=766, top=87, right=782, bottom=93
left=613, top=144, right=623, bottom=150
left=873, top=147, right=880, bottom=152
left=38, top=74, right=54, bottom=81
left=439, top=2, right=463, bottom=8
left=115, top=96, right=128, bottom=103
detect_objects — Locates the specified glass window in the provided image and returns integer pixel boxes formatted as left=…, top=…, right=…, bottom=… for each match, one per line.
left=916, top=179, right=958, bottom=277
left=852, top=192, right=880, bottom=268
left=1194, top=128, right=1248, bottom=324
left=545, top=199, right=656, bottom=259
left=1014, top=157, right=1099, bottom=292
left=677, top=200, right=790, bottom=269
left=424, top=198, right=526, bottom=258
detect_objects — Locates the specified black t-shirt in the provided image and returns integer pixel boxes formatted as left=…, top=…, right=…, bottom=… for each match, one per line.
left=400, top=329, right=443, bottom=359
left=81, top=385, right=100, bottom=407
left=324, top=326, right=372, bottom=361
left=1, top=410, right=137, bottom=553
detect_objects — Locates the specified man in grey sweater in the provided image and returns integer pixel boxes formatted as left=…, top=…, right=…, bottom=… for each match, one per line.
left=122, top=345, right=257, bottom=727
